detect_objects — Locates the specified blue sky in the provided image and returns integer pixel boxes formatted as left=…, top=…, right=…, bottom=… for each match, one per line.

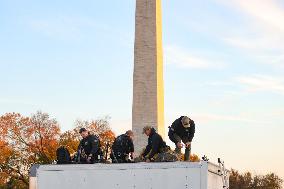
left=1, top=0, right=284, bottom=179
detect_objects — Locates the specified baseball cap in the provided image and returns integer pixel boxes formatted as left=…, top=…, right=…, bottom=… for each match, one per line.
left=182, top=116, right=190, bottom=128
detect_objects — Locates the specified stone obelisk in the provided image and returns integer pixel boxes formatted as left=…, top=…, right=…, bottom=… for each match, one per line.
left=132, top=0, right=165, bottom=154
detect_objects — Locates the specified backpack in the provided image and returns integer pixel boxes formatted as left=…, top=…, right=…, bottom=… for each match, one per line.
left=56, top=146, right=71, bottom=164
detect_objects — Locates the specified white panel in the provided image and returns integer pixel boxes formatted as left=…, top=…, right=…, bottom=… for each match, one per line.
left=207, top=172, right=224, bottom=189
left=35, top=162, right=226, bottom=189
left=38, top=168, right=201, bottom=189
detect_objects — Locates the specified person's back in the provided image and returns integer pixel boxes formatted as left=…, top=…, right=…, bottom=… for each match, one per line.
left=148, top=129, right=167, bottom=151
left=111, top=130, right=134, bottom=163
left=56, top=146, right=71, bottom=164
left=112, top=134, right=131, bottom=153
left=170, top=116, right=195, bottom=139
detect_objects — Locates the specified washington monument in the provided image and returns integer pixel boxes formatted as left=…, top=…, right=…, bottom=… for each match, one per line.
left=132, top=0, right=165, bottom=154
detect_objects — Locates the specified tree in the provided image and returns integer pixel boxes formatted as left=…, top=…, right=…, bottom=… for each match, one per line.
left=60, top=117, right=116, bottom=159
left=59, top=130, right=80, bottom=155
left=99, top=130, right=116, bottom=159
left=74, top=116, right=112, bottom=135
left=230, top=169, right=283, bottom=189
left=29, top=111, right=60, bottom=163
left=0, top=112, right=117, bottom=187
left=0, top=112, right=33, bottom=187
left=0, top=111, right=61, bottom=188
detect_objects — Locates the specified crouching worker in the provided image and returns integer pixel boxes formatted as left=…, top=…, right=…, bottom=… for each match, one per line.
left=77, top=128, right=103, bottom=164
left=56, top=146, right=71, bottom=164
left=168, top=116, right=195, bottom=161
left=141, top=126, right=170, bottom=162
left=111, top=130, right=134, bottom=163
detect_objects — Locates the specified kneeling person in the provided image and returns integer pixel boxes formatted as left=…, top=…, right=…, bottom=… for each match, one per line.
left=111, top=130, right=134, bottom=163
left=142, top=126, right=168, bottom=162
left=77, top=128, right=103, bottom=164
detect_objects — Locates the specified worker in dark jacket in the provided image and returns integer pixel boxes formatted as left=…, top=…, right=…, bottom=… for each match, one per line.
left=77, top=128, right=103, bottom=164
left=168, top=116, right=195, bottom=161
left=142, top=126, right=168, bottom=162
left=111, top=130, right=134, bottom=163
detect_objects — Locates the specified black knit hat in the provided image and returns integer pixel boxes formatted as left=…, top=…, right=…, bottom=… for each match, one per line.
left=79, top=128, right=87, bottom=133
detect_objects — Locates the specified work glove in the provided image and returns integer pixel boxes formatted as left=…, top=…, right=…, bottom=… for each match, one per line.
left=176, top=142, right=183, bottom=148
left=130, top=152, right=134, bottom=159
left=87, top=155, right=92, bottom=163
left=185, top=142, right=191, bottom=148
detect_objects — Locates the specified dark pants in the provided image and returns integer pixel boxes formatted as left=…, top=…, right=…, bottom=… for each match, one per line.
left=79, top=156, right=95, bottom=164
left=173, top=134, right=191, bottom=161
left=78, top=152, right=103, bottom=164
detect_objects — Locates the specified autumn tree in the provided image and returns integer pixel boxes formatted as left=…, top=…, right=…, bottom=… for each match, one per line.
left=60, top=116, right=116, bottom=159
left=0, top=112, right=33, bottom=187
left=99, top=130, right=116, bottom=159
left=59, top=130, right=80, bottom=155
left=29, top=111, right=60, bottom=163
left=0, top=111, right=61, bottom=188
left=230, top=169, right=283, bottom=189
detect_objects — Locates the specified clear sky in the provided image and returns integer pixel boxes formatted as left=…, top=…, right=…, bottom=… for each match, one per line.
left=0, top=0, right=284, bottom=179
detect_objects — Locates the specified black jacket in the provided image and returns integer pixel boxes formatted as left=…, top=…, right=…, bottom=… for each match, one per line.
left=168, top=116, right=195, bottom=144
left=78, top=134, right=101, bottom=158
left=112, top=134, right=134, bottom=155
left=142, top=128, right=167, bottom=159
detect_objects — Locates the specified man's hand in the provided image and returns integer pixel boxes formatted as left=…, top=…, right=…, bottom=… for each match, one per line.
left=130, top=152, right=134, bottom=159
left=177, top=142, right=183, bottom=148
left=87, top=155, right=92, bottom=163
left=146, top=158, right=151, bottom=163
left=185, top=142, right=191, bottom=148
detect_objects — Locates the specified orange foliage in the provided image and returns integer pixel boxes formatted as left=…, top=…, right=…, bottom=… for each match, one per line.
left=29, top=111, right=61, bottom=162
left=59, top=130, right=80, bottom=155
left=190, top=154, right=200, bottom=162
left=60, top=118, right=116, bottom=158
left=176, top=152, right=200, bottom=162
left=0, top=113, right=117, bottom=187
left=0, top=140, right=13, bottom=164
left=99, top=130, right=116, bottom=158
left=0, top=111, right=61, bottom=188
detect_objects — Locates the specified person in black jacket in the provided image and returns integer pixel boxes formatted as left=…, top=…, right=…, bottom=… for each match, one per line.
left=111, top=130, right=134, bottom=163
left=142, top=126, right=168, bottom=162
left=168, top=116, right=195, bottom=161
left=77, top=128, right=103, bottom=164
